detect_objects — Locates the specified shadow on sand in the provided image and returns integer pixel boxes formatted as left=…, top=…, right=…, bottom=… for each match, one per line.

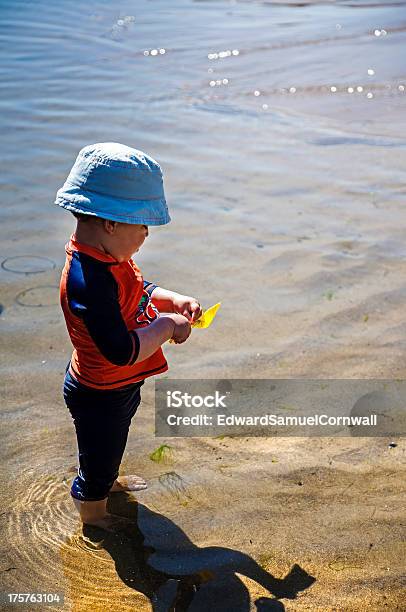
left=78, top=491, right=315, bottom=611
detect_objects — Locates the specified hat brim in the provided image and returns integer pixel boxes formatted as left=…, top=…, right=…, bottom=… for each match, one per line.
left=55, top=183, right=171, bottom=226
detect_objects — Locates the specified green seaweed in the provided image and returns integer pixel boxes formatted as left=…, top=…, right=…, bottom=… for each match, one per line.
left=149, top=444, right=173, bottom=464
left=323, top=289, right=335, bottom=301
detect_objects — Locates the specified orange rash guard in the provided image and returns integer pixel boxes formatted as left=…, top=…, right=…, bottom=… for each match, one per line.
left=60, top=235, right=168, bottom=390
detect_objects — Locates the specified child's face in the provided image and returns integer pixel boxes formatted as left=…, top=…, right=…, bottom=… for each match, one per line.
left=104, top=221, right=149, bottom=262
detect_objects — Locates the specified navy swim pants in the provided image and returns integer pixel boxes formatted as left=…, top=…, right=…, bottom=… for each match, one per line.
left=63, top=367, right=144, bottom=502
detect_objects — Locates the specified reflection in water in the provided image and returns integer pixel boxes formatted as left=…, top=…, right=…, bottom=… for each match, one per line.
left=61, top=492, right=315, bottom=611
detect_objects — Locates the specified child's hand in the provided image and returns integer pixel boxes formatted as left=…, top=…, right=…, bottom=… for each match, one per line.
left=167, top=313, right=192, bottom=344
left=172, top=295, right=202, bottom=323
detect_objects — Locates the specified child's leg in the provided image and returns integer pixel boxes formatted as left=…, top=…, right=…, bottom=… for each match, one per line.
left=72, top=475, right=149, bottom=524
left=72, top=497, right=108, bottom=526
left=71, top=497, right=135, bottom=529
left=64, top=373, right=144, bottom=525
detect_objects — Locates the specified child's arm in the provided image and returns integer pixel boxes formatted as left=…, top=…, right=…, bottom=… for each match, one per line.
left=67, top=263, right=191, bottom=368
left=82, top=306, right=190, bottom=365
left=134, top=313, right=191, bottom=361
left=146, top=285, right=202, bottom=322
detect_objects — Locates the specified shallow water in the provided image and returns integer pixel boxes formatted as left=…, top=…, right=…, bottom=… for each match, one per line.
left=1, top=0, right=405, bottom=213
left=1, top=0, right=405, bottom=307
left=1, top=1, right=406, bottom=610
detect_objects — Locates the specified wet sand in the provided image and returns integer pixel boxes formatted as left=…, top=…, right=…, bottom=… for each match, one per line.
left=1, top=0, right=406, bottom=609
left=1, top=228, right=405, bottom=610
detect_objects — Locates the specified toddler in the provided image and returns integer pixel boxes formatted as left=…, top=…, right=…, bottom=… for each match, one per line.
left=56, top=142, right=201, bottom=528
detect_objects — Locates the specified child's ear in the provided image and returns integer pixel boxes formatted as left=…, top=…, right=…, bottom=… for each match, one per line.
left=103, top=219, right=117, bottom=235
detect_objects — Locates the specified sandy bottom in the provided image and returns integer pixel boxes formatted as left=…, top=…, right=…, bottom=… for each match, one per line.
left=1, top=211, right=406, bottom=610
left=1, top=181, right=406, bottom=611
left=0, top=355, right=404, bottom=611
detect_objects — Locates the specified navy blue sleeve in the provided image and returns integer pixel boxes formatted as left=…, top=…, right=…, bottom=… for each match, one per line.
left=67, top=252, right=140, bottom=366
left=143, top=280, right=158, bottom=297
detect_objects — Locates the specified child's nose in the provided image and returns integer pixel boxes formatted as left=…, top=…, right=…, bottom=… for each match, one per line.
left=143, top=225, right=149, bottom=237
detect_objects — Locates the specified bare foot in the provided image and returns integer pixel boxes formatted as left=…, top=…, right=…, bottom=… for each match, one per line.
left=110, top=475, right=148, bottom=492
left=83, top=512, right=133, bottom=532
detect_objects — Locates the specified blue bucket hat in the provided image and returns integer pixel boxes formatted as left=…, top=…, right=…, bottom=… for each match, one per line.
left=55, top=142, right=171, bottom=225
